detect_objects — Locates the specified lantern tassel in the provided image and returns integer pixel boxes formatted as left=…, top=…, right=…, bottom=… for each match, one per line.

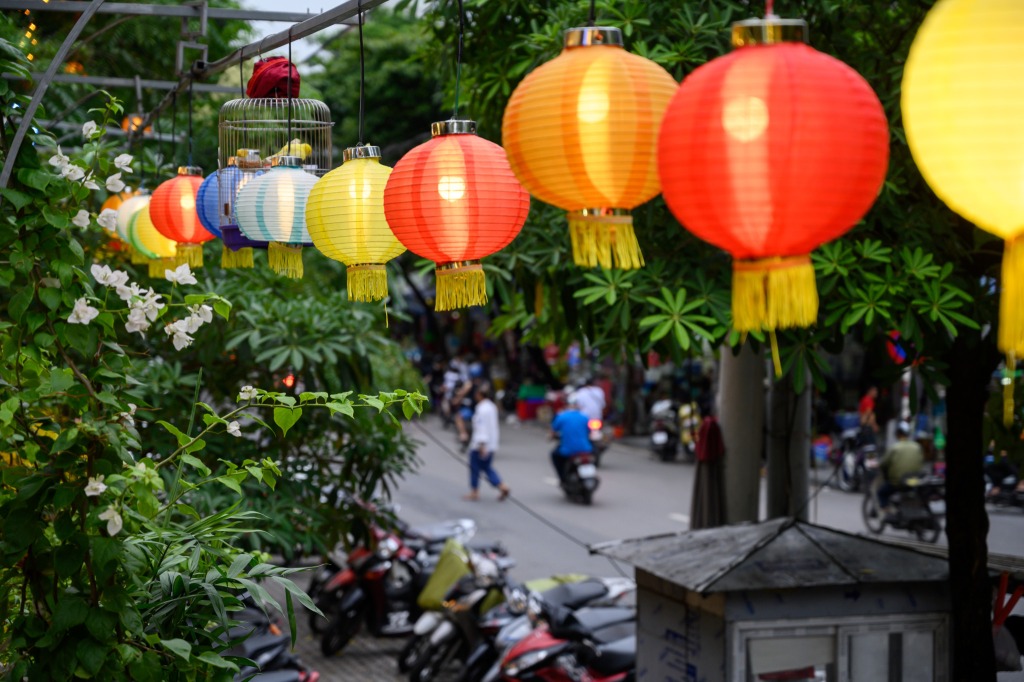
left=436, top=262, right=487, bottom=311
left=221, top=246, right=254, bottom=269
left=567, top=210, right=644, bottom=270
left=176, top=244, right=204, bottom=269
left=998, top=237, right=1024, bottom=427
left=1004, top=355, right=1016, bottom=428
left=733, top=255, right=818, bottom=332
left=268, top=242, right=304, bottom=279
left=129, top=245, right=149, bottom=265
left=347, top=264, right=389, bottom=302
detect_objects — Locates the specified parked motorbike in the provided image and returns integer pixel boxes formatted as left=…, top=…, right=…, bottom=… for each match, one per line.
left=834, top=428, right=877, bottom=493
left=862, top=465, right=945, bottom=543
left=987, top=473, right=1024, bottom=510
left=225, top=601, right=320, bottom=682
left=560, top=452, right=600, bottom=505
left=648, top=399, right=679, bottom=462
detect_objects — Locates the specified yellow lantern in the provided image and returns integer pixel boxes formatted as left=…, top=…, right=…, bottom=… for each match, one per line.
left=503, top=26, right=678, bottom=270
left=902, top=0, right=1024, bottom=422
left=128, top=207, right=177, bottom=278
left=306, top=145, right=406, bottom=301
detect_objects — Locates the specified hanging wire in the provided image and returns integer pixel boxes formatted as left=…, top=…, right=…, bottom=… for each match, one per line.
left=357, top=0, right=365, bottom=145
left=287, top=26, right=293, bottom=149
left=766, top=0, right=775, bottom=16
left=168, top=91, right=177, bottom=175
left=452, top=0, right=465, bottom=119
left=587, top=0, right=596, bottom=26
left=187, top=78, right=194, bottom=167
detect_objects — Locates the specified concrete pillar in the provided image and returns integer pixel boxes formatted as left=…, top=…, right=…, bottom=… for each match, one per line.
left=766, top=373, right=812, bottom=520
left=717, top=343, right=765, bottom=523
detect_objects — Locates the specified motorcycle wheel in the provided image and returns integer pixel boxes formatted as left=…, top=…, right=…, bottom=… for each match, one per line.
left=398, top=634, right=431, bottom=673
left=579, top=488, right=593, bottom=506
left=659, top=444, right=678, bottom=462
left=320, top=591, right=364, bottom=657
left=862, top=493, right=885, bottom=534
left=457, top=647, right=497, bottom=682
left=913, top=512, right=942, bottom=544
left=408, top=633, right=459, bottom=682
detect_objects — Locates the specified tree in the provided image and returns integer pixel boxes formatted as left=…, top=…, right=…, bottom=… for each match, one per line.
left=414, top=0, right=999, bottom=677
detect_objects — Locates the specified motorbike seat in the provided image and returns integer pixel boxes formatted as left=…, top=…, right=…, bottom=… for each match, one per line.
left=541, top=579, right=608, bottom=610
left=245, top=671, right=304, bottom=682
left=588, top=634, right=636, bottom=676
left=407, top=519, right=475, bottom=543
left=549, top=606, right=636, bottom=641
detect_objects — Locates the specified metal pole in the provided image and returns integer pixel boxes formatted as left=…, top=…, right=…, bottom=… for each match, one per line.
left=0, top=0, right=106, bottom=191
left=1, top=72, right=240, bottom=94
left=0, top=1, right=320, bottom=23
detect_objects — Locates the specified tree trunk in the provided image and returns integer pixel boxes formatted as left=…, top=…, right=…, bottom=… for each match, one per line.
left=766, top=371, right=811, bottom=520
left=718, top=343, right=765, bottom=523
left=943, top=331, right=998, bottom=681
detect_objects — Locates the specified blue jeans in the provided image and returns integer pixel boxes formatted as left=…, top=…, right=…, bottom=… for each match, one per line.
left=469, top=449, right=502, bottom=491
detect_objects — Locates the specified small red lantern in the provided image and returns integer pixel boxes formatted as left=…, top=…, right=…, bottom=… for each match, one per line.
left=383, top=120, right=530, bottom=310
left=150, top=166, right=213, bottom=268
left=657, top=15, right=888, bottom=371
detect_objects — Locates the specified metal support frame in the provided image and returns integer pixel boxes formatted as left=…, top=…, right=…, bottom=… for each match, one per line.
left=1, top=72, right=240, bottom=94
left=0, top=1, right=320, bottom=23
left=0, top=0, right=105, bottom=191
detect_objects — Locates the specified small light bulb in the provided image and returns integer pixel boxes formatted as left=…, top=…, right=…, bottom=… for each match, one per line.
left=437, top=176, right=466, bottom=202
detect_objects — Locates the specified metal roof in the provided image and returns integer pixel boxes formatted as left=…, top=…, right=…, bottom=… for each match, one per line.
left=590, top=518, right=950, bottom=595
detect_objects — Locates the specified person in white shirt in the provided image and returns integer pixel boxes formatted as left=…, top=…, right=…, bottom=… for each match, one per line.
left=573, top=378, right=606, bottom=422
left=465, top=385, right=510, bottom=501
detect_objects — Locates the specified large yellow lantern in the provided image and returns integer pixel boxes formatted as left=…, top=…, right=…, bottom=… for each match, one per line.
left=503, top=26, right=677, bottom=270
left=902, top=0, right=1024, bottom=420
left=306, top=145, right=406, bottom=301
left=128, top=207, right=177, bottom=278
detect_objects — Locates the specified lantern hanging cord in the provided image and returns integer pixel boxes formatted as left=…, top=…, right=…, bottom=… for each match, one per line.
left=287, top=27, right=293, bottom=147
left=239, top=53, right=248, bottom=150
left=187, top=78, right=194, bottom=167
left=357, top=0, right=365, bottom=145
left=168, top=91, right=177, bottom=176
left=587, top=0, right=596, bottom=26
left=766, top=0, right=774, bottom=16
left=453, top=0, right=464, bottom=119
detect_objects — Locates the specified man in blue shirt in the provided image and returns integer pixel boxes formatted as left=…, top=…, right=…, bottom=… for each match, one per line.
left=550, top=396, right=593, bottom=483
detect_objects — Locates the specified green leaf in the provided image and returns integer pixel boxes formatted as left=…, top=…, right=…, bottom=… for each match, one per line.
left=273, top=407, right=302, bottom=436
left=180, top=454, right=211, bottom=477
left=326, top=401, right=354, bottom=417
left=197, top=651, right=238, bottom=671
left=0, top=188, right=32, bottom=210
left=159, top=638, right=192, bottom=661
left=216, top=475, right=243, bottom=495
left=7, top=286, right=32, bottom=322
left=227, top=553, right=253, bottom=579
left=51, top=595, right=89, bottom=632
left=213, top=300, right=232, bottom=321
left=157, top=420, right=191, bottom=446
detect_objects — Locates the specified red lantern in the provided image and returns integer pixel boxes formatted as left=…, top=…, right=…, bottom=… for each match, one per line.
left=150, top=166, right=213, bottom=268
left=658, top=16, right=888, bottom=370
left=383, top=120, right=530, bottom=310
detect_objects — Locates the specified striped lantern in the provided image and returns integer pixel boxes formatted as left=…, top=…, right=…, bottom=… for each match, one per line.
left=307, top=145, right=406, bottom=301
left=150, top=166, right=213, bottom=268
left=116, top=193, right=151, bottom=264
left=128, top=204, right=177, bottom=278
left=235, top=157, right=318, bottom=279
left=195, top=171, right=223, bottom=238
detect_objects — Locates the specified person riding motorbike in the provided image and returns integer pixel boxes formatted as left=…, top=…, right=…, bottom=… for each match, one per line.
left=573, top=377, right=606, bottom=422
left=550, top=395, right=593, bottom=483
left=877, top=420, right=924, bottom=514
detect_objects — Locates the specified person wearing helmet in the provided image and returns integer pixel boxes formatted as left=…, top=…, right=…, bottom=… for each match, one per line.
left=550, top=393, right=593, bottom=483
left=878, top=420, right=925, bottom=513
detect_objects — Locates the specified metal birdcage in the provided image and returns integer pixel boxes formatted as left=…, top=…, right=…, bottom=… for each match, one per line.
left=218, top=97, right=333, bottom=179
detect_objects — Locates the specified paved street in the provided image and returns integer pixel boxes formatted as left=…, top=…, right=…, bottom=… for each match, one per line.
left=288, top=415, right=1024, bottom=680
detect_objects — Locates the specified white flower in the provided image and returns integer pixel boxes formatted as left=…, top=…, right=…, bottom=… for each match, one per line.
left=105, top=173, right=126, bottom=193
left=140, top=289, right=164, bottom=320
left=82, top=173, right=100, bottom=191
left=165, top=319, right=194, bottom=351
left=67, top=297, right=99, bottom=325
left=98, top=506, right=123, bottom=536
left=114, top=154, right=134, bottom=173
left=238, top=386, right=258, bottom=401
left=226, top=421, right=241, bottom=437
left=124, top=307, right=150, bottom=335
left=84, top=476, right=107, bottom=497
left=72, top=210, right=90, bottom=228
left=90, top=264, right=129, bottom=288
left=115, top=281, right=143, bottom=302
left=61, top=164, right=85, bottom=182
left=117, top=403, right=137, bottom=426
left=97, top=209, right=118, bottom=232
left=164, top=263, right=197, bottom=286
left=48, top=146, right=69, bottom=169
left=184, top=304, right=213, bottom=333
left=82, top=120, right=98, bottom=138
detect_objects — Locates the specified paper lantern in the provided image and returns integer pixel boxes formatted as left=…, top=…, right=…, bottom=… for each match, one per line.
left=503, top=27, right=677, bottom=270
left=657, top=16, right=888, bottom=370
left=128, top=204, right=177, bottom=278
left=195, top=171, right=223, bottom=238
left=217, top=151, right=269, bottom=269
left=307, top=145, right=406, bottom=301
left=116, top=193, right=151, bottom=264
left=150, top=166, right=212, bottom=268
left=101, top=190, right=134, bottom=216
left=383, top=120, right=530, bottom=310
left=235, top=157, right=317, bottom=279
left=902, top=0, right=1024, bottom=408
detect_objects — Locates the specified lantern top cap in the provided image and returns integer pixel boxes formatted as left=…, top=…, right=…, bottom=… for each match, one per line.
left=431, top=119, right=477, bottom=137
left=271, top=155, right=303, bottom=168
left=731, top=16, right=808, bottom=47
left=343, top=145, right=381, bottom=161
left=177, top=166, right=203, bottom=177
left=226, top=156, right=237, bottom=166
left=564, top=26, right=623, bottom=48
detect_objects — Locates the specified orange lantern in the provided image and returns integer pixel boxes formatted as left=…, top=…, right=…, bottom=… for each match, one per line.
left=122, top=113, right=152, bottom=135
left=657, top=16, right=888, bottom=372
left=149, top=166, right=213, bottom=268
left=503, top=26, right=677, bottom=270
left=383, top=120, right=530, bottom=310
left=101, top=190, right=134, bottom=214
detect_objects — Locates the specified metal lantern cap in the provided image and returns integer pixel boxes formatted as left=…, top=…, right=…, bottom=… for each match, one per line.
left=564, top=26, right=623, bottom=48
left=177, top=165, right=203, bottom=176
left=271, top=155, right=303, bottom=168
left=431, top=120, right=477, bottom=137
left=732, top=16, right=808, bottom=47
left=343, top=145, right=382, bottom=161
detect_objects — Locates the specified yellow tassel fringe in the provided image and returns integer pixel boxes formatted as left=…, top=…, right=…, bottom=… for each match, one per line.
left=1005, top=355, right=1016, bottom=428
left=130, top=245, right=149, bottom=265
left=567, top=211, right=644, bottom=270
left=148, top=256, right=181, bottom=278
left=347, top=264, right=389, bottom=302
left=436, top=264, right=487, bottom=311
left=998, top=237, right=1024, bottom=426
left=176, top=244, right=204, bottom=268
left=732, top=256, right=818, bottom=333
left=268, top=242, right=304, bottom=279
left=221, top=247, right=254, bottom=269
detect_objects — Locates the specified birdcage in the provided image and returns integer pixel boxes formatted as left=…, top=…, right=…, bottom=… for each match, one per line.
left=218, top=97, right=333, bottom=178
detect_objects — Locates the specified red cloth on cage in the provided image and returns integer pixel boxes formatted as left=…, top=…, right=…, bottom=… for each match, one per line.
left=695, top=416, right=724, bottom=463
left=246, top=57, right=300, bottom=98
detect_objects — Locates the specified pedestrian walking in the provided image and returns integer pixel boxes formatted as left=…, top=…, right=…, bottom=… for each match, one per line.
left=464, top=385, right=510, bottom=501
